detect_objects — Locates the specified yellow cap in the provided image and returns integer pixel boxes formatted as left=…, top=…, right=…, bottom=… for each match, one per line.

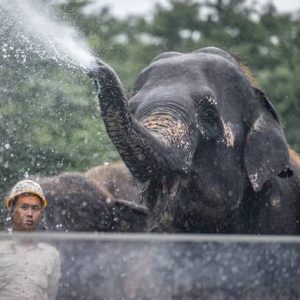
left=6, top=179, right=47, bottom=208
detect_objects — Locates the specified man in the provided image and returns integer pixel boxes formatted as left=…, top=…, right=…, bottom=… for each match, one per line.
left=0, top=179, right=61, bottom=300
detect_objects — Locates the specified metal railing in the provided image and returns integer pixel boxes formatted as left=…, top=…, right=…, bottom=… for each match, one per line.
left=1, top=233, right=300, bottom=299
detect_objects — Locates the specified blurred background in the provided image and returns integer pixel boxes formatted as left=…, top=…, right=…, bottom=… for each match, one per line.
left=0, top=0, right=300, bottom=203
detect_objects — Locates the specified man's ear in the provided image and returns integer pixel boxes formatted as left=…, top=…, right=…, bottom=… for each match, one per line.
left=243, top=88, right=293, bottom=192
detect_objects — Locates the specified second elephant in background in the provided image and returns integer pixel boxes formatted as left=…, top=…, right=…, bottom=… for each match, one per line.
left=33, top=166, right=146, bottom=233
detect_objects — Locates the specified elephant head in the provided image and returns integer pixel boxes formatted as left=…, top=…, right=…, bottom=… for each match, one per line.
left=89, top=47, right=292, bottom=233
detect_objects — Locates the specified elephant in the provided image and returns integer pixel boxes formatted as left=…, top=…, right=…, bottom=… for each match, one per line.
left=32, top=172, right=147, bottom=232
left=88, top=46, right=300, bottom=234
left=85, top=160, right=141, bottom=205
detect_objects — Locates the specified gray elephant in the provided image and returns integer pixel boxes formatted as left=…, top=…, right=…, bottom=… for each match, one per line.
left=89, top=47, right=300, bottom=234
left=34, top=172, right=147, bottom=232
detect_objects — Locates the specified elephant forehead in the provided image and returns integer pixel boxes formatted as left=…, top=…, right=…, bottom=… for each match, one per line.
left=137, top=53, right=241, bottom=85
left=135, top=54, right=252, bottom=109
left=137, top=65, right=204, bottom=90
left=133, top=84, right=197, bottom=119
left=134, top=52, right=254, bottom=127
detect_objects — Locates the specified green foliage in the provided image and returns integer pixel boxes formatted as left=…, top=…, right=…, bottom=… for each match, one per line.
left=1, top=0, right=300, bottom=204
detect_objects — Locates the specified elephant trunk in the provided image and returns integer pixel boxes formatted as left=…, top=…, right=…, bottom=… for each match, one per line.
left=89, top=61, right=194, bottom=182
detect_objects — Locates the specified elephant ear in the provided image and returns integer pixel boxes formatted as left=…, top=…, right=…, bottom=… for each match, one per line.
left=244, top=88, right=293, bottom=192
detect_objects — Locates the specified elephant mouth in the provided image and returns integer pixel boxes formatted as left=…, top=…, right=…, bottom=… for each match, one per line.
left=145, top=175, right=183, bottom=232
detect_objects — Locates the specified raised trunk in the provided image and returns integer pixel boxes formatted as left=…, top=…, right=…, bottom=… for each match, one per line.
left=89, top=60, right=193, bottom=182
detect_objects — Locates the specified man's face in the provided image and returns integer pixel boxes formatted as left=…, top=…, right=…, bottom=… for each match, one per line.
left=12, top=194, right=43, bottom=231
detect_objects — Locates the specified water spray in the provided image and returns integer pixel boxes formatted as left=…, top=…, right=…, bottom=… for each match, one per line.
left=0, top=0, right=98, bottom=71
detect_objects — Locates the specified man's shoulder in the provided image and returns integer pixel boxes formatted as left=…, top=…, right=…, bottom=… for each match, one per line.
left=0, top=238, right=15, bottom=253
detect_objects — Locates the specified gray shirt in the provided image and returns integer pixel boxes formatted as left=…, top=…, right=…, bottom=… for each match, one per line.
left=0, top=239, right=61, bottom=300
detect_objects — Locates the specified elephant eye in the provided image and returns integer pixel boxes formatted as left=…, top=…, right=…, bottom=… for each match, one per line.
left=201, top=106, right=218, bottom=121
left=199, top=105, right=222, bottom=138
